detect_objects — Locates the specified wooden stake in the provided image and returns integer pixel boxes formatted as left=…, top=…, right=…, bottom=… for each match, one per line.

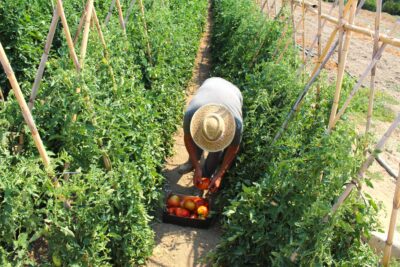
left=302, top=0, right=339, bottom=68
left=307, top=0, right=354, bottom=80
left=80, top=0, right=94, bottom=69
left=0, top=43, right=51, bottom=168
left=138, top=0, right=153, bottom=64
left=290, top=0, right=296, bottom=48
left=73, top=0, right=91, bottom=46
left=382, top=164, right=400, bottom=266
left=332, top=21, right=399, bottom=126
left=115, top=0, right=126, bottom=33
left=0, top=87, right=4, bottom=101
left=301, top=0, right=306, bottom=66
left=124, top=0, right=137, bottom=26
left=56, top=0, right=81, bottom=72
left=316, top=0, right=322, bottom=100
left=330, top=113, right=400, bottom=214
left=92, top=7, right=117, bottom=92
left=105, top=0, right=116, bottom=25
left=375, top=154, right=398, bottom=179
left=366, top=0, right=382, bottom=133
left=29, top=8, right=59, bottom=111
left=276, top=14, right=306, bottom=62
left=328, top=0, right=357, bottom=132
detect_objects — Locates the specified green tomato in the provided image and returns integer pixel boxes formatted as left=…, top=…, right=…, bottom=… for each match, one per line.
left=52, top=253, right=62, bottom=267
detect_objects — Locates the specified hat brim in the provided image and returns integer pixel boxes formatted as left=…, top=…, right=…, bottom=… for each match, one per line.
left=190, top=104, right=235, bottom=152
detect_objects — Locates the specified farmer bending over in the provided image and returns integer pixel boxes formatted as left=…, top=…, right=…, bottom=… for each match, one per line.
left=180, top=77, right=243, bottom=193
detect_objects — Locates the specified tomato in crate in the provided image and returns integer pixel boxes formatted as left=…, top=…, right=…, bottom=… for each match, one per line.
left=162, top=192, right=215, bottom=228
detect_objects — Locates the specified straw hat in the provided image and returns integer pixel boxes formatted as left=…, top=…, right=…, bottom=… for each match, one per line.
left=190, top=104, right=235, bottom=152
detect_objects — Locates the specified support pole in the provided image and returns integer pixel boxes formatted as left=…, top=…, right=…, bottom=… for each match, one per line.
left=366, top=0, right=382, bottom=133
left=330, top=113, right=400, bottom=214
left=139, top=0, right=153, bottom=64
left=316, top=0, right=322, bottom=100
left=382, top=164, right=400, bottom=266
left=80, top=0, right=94, bottom=69
left=332, top=20, right=399, bottom=126
left=105, top=0, right=116, bottom=25
left=124, top=0, right=137, bottom=26
left=56, top=0, right=81, bottom=72
left=115, top=0, right=126, bottom=33
left=328, top=0, right=357, bottom=132
left=73, top=0, right=91, bottom=46
left=29, top=8, right=59, bottom=110
left=0, top=43, right=51, bottom=168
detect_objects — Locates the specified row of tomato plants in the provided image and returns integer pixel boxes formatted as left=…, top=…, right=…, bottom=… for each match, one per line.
left=0, top=0, right=207, bottom=265
left=208, top=0, right=380, bottom=266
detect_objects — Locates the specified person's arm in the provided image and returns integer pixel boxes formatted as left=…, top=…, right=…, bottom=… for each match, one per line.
left=184, top=133, right=202, bottom=186
left=208, top=144, right=239, bottom=193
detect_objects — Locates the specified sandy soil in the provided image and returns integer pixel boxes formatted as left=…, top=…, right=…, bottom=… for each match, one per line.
left=289, top=1, right=400, bottom=239
left=146, top=3, right=219, bottom=267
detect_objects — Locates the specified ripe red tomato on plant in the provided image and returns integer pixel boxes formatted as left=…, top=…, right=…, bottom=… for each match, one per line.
left=196, top=177, right=211, bottom=190
left=167, top=195, right=181, bottom=207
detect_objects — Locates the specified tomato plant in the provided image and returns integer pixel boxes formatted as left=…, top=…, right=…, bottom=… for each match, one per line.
left=208, top=0, right=380, bottom=266
left=0, top=0, right=207, bottom=265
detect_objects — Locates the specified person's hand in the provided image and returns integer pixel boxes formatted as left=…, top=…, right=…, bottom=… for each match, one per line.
left=193, top=167, right=202, bottom=187
left=208, top=175, right=222, bottom=193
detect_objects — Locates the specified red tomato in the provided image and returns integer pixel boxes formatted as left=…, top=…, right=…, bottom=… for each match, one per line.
left=167, top=195, right=180, bottom=207
left=175, top=208, right=190, bottom=217
left=196, top=178, right=211, bottom=190
left=167, top=207, right=176, bottom=215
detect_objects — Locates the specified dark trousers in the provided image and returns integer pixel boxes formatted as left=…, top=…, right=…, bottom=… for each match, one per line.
left=195, top=146, right=226, bottom=178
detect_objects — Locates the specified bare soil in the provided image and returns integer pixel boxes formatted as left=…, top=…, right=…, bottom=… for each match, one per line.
left=146, top=3, right=219, bottom=267
left=291, top=1, right=400, bottom=238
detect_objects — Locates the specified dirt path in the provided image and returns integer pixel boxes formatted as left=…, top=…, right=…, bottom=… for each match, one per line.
left=146, top=3, right=220, bottom=267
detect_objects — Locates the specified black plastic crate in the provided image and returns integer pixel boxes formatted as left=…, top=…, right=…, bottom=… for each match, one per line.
left=162, top=193, right=215, bottom=229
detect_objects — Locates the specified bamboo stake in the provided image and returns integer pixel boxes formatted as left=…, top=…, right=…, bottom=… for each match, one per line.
left=366, top=0, right=382, bottom=133
left=29, top=8, right=59, bottom=111
left=92, top=7, right=117, bottom=92
left=298, top=1, right=400, bottom=47
left=115, top=0, right=126, bottom=33
left=56, top=0, right=81, bottom=72
left=308, top=0, right=354, bottom=79
left=301, top=0, right=339, bottom=70
left=316, top=0, right=322, bottom=101
left=0, top=43, right=51, bottom=168
left=80, top=0, right=94, bottom=69
left=291, top=0, right=296, bottom=48
left=275, top=12, right=306, bottom=62
left=105, top=0, right=116, bottom=25
left=267, top=0, right=272, bottom=18
left=375, top=154, right=397, bottom=179
left=275, top=0, right=278, bottom=17
left=332, top=21, right=399, bottom=126
left=0, top=87, right=4, bottom=101
left=382, top=164, right=400, bottom=266
left=138, top=0, right=153, bottom=64
left=302, top=0, right=306, bottom=66
left=327, top=0, right=357, bottom=132
left=124, top=0, right=137, bottom=26
left=273, top=41, right=337, bottom=142
left=330, top=113, right=400, bottom=214
left=73, top=0, right=91, bottom=46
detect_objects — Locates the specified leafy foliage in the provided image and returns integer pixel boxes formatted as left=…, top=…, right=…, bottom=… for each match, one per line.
left=208, top=0, right=380, bottom=266
left=0, top=0, right=207, bottom=265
